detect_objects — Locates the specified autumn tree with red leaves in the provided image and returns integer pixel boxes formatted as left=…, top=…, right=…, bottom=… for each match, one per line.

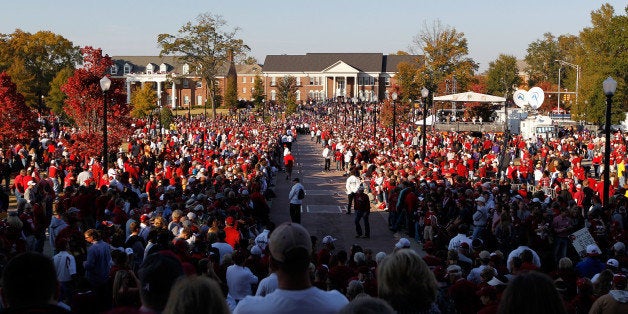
left=0, top=72, right=39, bottom=147
left=61, top=47, right=131, bottom=163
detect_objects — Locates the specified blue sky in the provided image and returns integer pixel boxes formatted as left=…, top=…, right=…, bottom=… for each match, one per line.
left=3, top=1, right=625, bottom=72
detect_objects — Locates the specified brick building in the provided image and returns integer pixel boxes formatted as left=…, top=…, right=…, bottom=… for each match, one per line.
left=110, top=52, right=420, bottom=108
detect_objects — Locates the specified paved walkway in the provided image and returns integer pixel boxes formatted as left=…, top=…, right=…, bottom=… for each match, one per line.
left=268, top=136, right=423, bottom=256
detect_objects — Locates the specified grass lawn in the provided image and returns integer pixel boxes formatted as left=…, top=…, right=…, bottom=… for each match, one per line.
left=171, top=107, right=233, bottom=117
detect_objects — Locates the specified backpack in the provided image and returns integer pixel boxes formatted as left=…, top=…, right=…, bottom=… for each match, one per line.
left=297, top=188, right=305, bottom=200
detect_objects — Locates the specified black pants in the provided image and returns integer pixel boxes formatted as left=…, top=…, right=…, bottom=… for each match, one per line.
left=347, top=192, right=356, bottom=213
left=355, top=210, right=370, bottom=237
left=290, top=203, right=301, bottom=224
left=324, top=158, right=331, bottom=170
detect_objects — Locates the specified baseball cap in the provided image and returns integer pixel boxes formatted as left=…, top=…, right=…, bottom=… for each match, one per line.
left=586, top=244, right=601, bottom=256
left=475, top=196, right=485, bottom=203
left=479, top=250, right=491, bottom=260
left=613, top=242, right=626, bottom=252
left=395, top=238, right=411, bottom=249
left=532, top=198, right=541, bottom=203
left=225, top=216, right=235, bottom=226
left=606, top=258, right=619, bottom=268
left=446, top=264, right=462, bottom=275
left=322, top=235, right=337, bottom=245
left=613, top=274, right=627, bottom=290
left=269, top=222, right=312, bottom=263
left=250, top=245, right=263, bottom=256
left=67, top=207, right=80, bottom=214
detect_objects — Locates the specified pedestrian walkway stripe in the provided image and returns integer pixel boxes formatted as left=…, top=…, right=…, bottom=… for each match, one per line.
left=305, top=205, right=344, bottom=213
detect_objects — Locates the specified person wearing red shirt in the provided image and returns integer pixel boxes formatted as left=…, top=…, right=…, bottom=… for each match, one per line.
left=224, top=216, right=240, bottom=249
left=283, top=151, right=295, bottom=181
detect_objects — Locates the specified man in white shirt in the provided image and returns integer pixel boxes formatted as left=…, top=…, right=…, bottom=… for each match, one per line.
left=288, top=178, right=305, bottom=224
left=506, top=245, right=542, bottom=273
left=345, top=171, right=361, bottom=215
left=322, top=145, right=331, bottom=171
left=226, top=251, right=258, bottom=304
left=234, top=222, right=348, bottom=314
left=448, top=224, right=472, bottom=251
left=53, top=240, right=77, bottom=303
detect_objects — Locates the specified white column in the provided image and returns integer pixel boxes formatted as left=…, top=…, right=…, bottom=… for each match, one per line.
left=344, top=76, right=347, bottom=97
left=354, top=75, right=358, bottom=98
left=126, top=80, right=131, bottom=104
left=156, top=81, right=162, bottom=107
left=171, top=80, right=176, bottom=109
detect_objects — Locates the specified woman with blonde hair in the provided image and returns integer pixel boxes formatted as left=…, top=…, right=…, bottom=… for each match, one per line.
left=163, top=275, right=229, bottom=314
left=377, top=249, right=439, bottom=313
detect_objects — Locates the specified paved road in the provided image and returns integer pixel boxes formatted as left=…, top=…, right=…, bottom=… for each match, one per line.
left=268, top=136, right=422, bottom=256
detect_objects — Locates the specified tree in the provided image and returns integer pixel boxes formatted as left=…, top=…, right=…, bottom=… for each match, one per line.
left=47, top=67, right=74, bottom=116
left=0, top=72, right=38, bottom=147
left=158, top=13, right=249, bottom=118
left=524, top=32, right=563, bottom=86
left=411, top=20, right=478, bottom=93
left=160, top=106, right=173, bottom=129
left=395, top=60, right=422, bottom=102
left=0, top=29, right=81, bottom=110
left=486, top=54, right=521, bottom=99
left=61, top=47, right=131, bottom=160
left=573, top=4, right=627, bottom=123
left=277, top=76, right=298, bottom=115
left=251, top=75, right=265, bottom=110
left=130, top=83, right=158, bottom=118
left=223, top=60, right=238, bottom=110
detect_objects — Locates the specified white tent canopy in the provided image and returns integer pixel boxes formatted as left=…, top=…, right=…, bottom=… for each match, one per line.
left=433, top=91, right=506, bottom=103
left=414, top=115, right=435, bottom=126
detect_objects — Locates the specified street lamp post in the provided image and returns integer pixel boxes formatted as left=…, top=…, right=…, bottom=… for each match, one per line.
left=603, top=76, right=617, bottom=208
left=421, top=87, right=429, bottom=160
left=99, top=76, right=111, bottom=170
left=391, top=92, right=398, bottom=147
left=555, top=59, right=580, bottom=118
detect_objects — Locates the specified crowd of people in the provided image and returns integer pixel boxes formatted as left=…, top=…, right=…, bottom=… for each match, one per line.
left=0, top=102, right=625, bottom=313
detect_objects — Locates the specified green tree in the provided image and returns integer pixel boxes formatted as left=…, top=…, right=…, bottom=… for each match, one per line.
left=158, top=13, right=250, bottom=118
left=524, top=32, right=563, bottom=86
left=411, top=20, right=478, bottom=93
left=486, top=54, right=521, bottom=99
left=0, top=29, right=81, bottom=110
left=160, top=106, right=173, bottom=129
left=574, top=4, right=627, bottom=123
left=277, top=76, right=297, bottom=115
left=47, top=67, right=74, bottom=116
left=395, top=61, right=422, bottom=102
left=130, top=83, right=158, bottom=119
left=251, top=75, right=265, bottom=109
left=223, top=60, right=238, bottom=109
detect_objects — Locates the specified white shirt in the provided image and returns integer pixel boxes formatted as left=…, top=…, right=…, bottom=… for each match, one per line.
left=507, top=246, right=542, bottom=272
left=346, top=175, right=361, bottom=195
left=255, top=273, right=278, bottom=296
left=234, top=287, right=349, bottom=314
left=255, top=229, right=270, bottom=251
left=322, top=147, right=331, bottom=159
left=212, top=241, right=234, bottom=264
left=226, top=264, right=258, bottom=301
left=289, top=183, right=305, bottom=205
left=53, top=250, right=77, bottom=282
left=448, top=233, right=472, bottom=251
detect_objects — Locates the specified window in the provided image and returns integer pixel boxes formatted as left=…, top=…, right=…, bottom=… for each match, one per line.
left=196, top=81, right=202, bottom=88
left=182, top=64, right=190, bottom=75
left=110, top=65, right=118, bottom=75
left=358, top=77, right=363, bottom=85
left=296, top=90, right=301, bottom=101
left=271, top=77, right=276, bottom=86
left=159, top=63, right=167, bottom=73
left=251, top=87, right=255, bottom=92
left=385, top=77, right=390, bottom=86
left=242, top=77, right=247, bottom=83
left=146, top=64, right=154, bottom=74
left=251, top=77, right=255, bottom=83
left=271, top=90, right=276, bottom=101
left=309, top=91, right=313, bottom=99
left=124, top=63, right=132, bottom=74
left=184, top=95, right=190, bottom=104
left=183, top=79, right=189, bottom=88
left=242, top=88, right=246, bottom=94
left=310, top=77, right=314, bottom=85
left=296, top=77, right=301, bottom=86
left=197, top=95, right=202, bottom=106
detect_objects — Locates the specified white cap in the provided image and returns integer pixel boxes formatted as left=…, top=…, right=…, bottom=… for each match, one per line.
left=395, top=238, right=411, bottom=249
left=586, top=244, right=601, bottom=255
left=475, top=196, right=486, bottom=203
left=322, top=235, right=337, bottom=244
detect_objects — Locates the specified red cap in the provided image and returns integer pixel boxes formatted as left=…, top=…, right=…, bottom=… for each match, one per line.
left=225, top=216, right=235, bottom=225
